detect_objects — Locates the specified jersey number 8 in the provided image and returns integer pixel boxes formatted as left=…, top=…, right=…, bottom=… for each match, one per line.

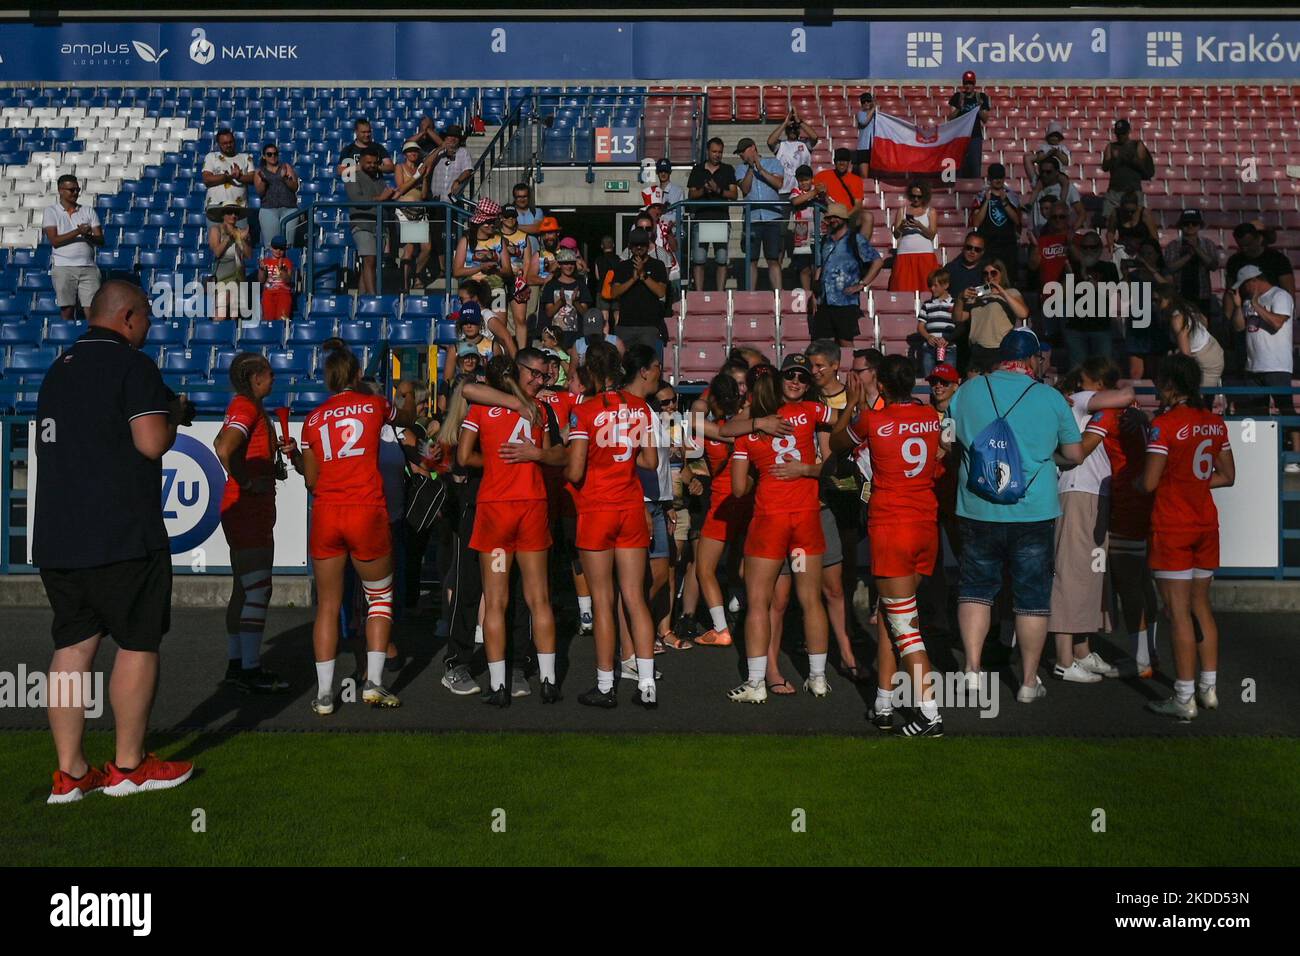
left=773, top=434, right=801, bottom=464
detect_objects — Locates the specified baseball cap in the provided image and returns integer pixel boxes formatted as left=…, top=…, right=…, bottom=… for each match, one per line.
left=627, top=227, right=651, bottom=246
left=457, top=300, right=483, bottom=326
left=402, top=139, right=422, bottom=153
left=1114, top=118, right=1132, bottom=134
left=998, top=327, right=1041, bottom=362
left=733, top=137, right=757, bottom=155
left=987, top=162, right=1007, bottom=179
left=655, top=158, right=672, bottom=173
left=270, top=235, right=287, bottom=249
left=927, top=363, right=959, bottom=384
left=825, top=201, right=852, bottom=220
left=558, top=236, right=579, bottom=250
left=1045, top=120, right=1065, bottom=140
left=537, top=216, right=561, bottom=233
left=457, top=343, right=481, bottom=358
left=962, top=70, right=977, bottom=84
left=555, top=247, right=577, bottom=263
left=1233, top=264, right=1264, bottom=289
left=833, top=146, right=852, bottom=162
left=781, top=353, right=811, bottom=375
left=1177, top=209, right=1204, bottom=226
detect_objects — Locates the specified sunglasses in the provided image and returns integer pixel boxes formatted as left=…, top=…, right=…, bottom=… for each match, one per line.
left=928, top=378, right=954, bottom=387
left=909, top=193, right=923, bottom=200
left=963, top=244, right=984, bottom=252
left=264, top=150, right=278, bottom=156
left=783, top=370, right=811, bottom=384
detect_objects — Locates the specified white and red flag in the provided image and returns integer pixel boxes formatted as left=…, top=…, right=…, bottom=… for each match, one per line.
left=870, top=109, right=979, bottom=177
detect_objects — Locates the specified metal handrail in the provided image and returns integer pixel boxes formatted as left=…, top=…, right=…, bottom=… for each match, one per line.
left=665, top=197, right=826, bottom=291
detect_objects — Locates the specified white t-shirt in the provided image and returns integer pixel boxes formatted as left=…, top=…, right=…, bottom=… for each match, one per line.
left=1030, top=181, right=1082, bottom=232
left=1058, top=390, right=1113, bottom=496
left=42, top=203, right=100, bottom=267
left=638, top=407, right=673, bottom=503
left=855, top=110, right=875, bottom=151
left=1243, top=286, right=1295, bottom=374
left=203, top=150, right=254, bottom=209
left=774, top=139, right=813, bottom=194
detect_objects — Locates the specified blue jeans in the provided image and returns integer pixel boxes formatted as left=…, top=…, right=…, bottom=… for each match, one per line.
left=259, top=207, right=299, bottom=248
left=1063, top=329, right=1112, bottom=370
left=957, top=517, right=1056, bottom=616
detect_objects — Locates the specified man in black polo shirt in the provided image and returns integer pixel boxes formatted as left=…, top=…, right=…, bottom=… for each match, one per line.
left=34, top=280, right=195, bottom=803
left=610, top=227, right=671, bottom=359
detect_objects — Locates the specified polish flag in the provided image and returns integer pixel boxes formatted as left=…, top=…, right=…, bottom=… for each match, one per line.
left=870, top=109, right=979, bottom=178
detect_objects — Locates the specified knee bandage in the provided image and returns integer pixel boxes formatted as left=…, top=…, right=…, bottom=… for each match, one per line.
left=238, top=570, right=272, bottom=634
left=362, top=575, right=394, bottom=621
left=881, top=595, right=925, bottom=657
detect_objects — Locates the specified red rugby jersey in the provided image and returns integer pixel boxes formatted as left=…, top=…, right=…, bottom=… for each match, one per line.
left=848, top=401, right=942, bottom=525
left=568, top=390, right=653, bottom=512
left=301, top=390, right=395, bottom=506
left=462, top=402, right=548, bottom=503
left=220, top=394, right=276, bottom=510
left=732, top=400, right=831, bottom=515
left=1146, top=403, right=1230, bottom=533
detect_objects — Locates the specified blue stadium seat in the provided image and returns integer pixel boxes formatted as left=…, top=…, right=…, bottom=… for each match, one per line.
left=266, top=348, right=313, bottom=379
left=192, top=390, right=229, bottom=415
left=8, top=346, right=58, bottom=380
left=0, top=267, right=18, bottom=293
left=355, top=295, right=400, bottom=319
left=433, top=321, right=458, bottom=345
left=18, top=272, right=54, bottom=292
left=138, top=249, right=179, bottom=271
left=309, top=249, right=348, bottom=292
left=388, top=320, right=431, bottom=346
left=338, top=319, right=382, bottom=347
left=237, top=322, right=285, bottom=349
left=43, top=320, right=87, bottom=346
left=1, top=318, right=43, bottom=346
left=97, top=248, right=137, bottom=272
left=308, top=294, right=351, bottom=319
left=191, top=321, right=236, bottom=348
left=401, top=295, right=443, bottom=320
left=212, top=349, right=239, bottom=376
left=139, top=345, right=164, bottom=365
left=292, top=387, right=330, bottom=413
left=288, top=319, right=336, bottom=347
left=0, top=293, right=28, bottom=317
left=163, top=347, right=211, bottom=380
left=8, top=248, right=50, bottom=270
left=30, top=293, right=61, bottom=317
left=146, top=321, right=189, bottom=348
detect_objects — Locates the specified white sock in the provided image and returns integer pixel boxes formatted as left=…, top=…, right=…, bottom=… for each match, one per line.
left=366, top=651, right=385, bottom=685
left=227, top=634, right=240, bottom=661
left=621, top=655, right=634, bottom=671
left=1133, top=629, right=1151, bottom=668
left=636, top=657, right=656, bottom=685
left=315, top=659, right=335, bottom=699
left=578, top=595, right=593, bottom=617
left=708, top=606, right=728, bottom=632
left=875, top=687, right=893, bottom=712
left=488, top=659, right=506, bottom=691
left=596, top=668, right=614, bottom=693
left=920, top=697, right=940, bottom=720
left=474, top=625, right=484, bottom=645
left=1199, top=670, right=1217, bottom=689
left=1174, top=679, right=1195, bottom=703
left=538, top=653, right=556, bottom=683
left=808, top=653, right=828, bottom=678
left=747, top=656, right=766, bottom=683
left=239, top=631, right=261, bottom=670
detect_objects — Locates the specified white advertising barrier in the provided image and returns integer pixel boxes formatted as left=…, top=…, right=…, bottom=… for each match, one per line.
left=28, top=420, right=308, bottom=570
left=1212, top=419, right=1278, bottom=570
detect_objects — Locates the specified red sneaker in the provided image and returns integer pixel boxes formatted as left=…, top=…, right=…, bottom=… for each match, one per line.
left=102, top=753, right=194, bottom=797
left=47, top=767, right=108, bottom=805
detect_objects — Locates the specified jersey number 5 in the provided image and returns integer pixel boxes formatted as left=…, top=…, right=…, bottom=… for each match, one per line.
left=316, top=418, right=365, bottom=461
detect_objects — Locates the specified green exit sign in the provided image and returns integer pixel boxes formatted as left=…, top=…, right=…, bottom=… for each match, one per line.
left=604, top=180, right=630, bottom=192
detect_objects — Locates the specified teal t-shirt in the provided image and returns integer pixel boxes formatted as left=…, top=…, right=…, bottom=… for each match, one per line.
left=949, top=370, right=1082, bottom=522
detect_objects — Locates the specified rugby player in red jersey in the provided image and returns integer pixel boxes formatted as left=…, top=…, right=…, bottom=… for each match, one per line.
left=214, top=353, right=301, bottom=693
left=833, top=355, right=946, bottom=735
left=300, top=343, right=416, bottom=715
left=1134, top=354, right=1235, bottom=720
left=458, top=350, right=561, bottom=706
left=566, top=341, right=660, bottom=708
left=720, top=355, right=838, bottom=703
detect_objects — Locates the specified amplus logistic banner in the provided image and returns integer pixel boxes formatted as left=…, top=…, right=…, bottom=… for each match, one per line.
left=1, top=19, right=1300, bottom=82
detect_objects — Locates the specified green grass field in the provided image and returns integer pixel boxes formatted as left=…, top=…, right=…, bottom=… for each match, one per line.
left=3, top=731, right=1297, bottom=866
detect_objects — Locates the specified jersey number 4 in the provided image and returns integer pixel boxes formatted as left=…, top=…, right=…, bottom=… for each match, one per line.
left=316, top=417, right=366, bottom=461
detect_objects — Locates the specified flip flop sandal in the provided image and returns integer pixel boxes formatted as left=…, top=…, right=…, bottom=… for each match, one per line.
left=659, top=632, right=695, bottom=650
left=766, top=677, right=797, bottom=695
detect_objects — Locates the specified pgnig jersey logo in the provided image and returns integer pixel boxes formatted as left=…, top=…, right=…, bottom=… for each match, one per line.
left=162, top=433, right=226, bottom=554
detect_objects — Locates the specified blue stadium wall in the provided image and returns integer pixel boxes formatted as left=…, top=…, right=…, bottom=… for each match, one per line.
left=1, top=18, right=1299, bottom=82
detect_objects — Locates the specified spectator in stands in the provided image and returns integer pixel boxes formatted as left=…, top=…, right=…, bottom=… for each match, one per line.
left=767, top=107, right=819, bottom=194
left=253, top=142, right=300, bottom=249
left=1162, top=209, right=1221, bottom=318
left=789, top=164, right=822, bottom=300
left=889, top=179, right=940, bottom=292
left=972, top=163, right=1022, bottom=285
left=1122, top=238, right=1176, bottom=379
left=811, top=202, right=883, bottom=347
left=1105, top=189, right=1159, bottom=256
left=1024, top=119, right=1073, bottom=185
left=1159, top=289, right=1224, bottom=388
left=947, top=230, right=988, bottom=301
left=443, top=299, right=497, bottom=382
left=1028, top=201, right=1072, bottom=297
left=202, top=128, right=255, bottom=214
left=344, top=146, right=398, bottom=296
left=813, top=148, right=866, bottom=224
left=686, top=136, right=738, bottom=293
left=945, top=327, right=1084, bottom=703
left=949, top=70, right=991, bottom=179
left=43, top=175, right=103, bottom=321
left=510, top=182, right=545, bottom=250
left=541, top=247, right=595, bottom=347
left=646, top=159, right=685, bottom=231
left=34, top=281, right=196, bottom=803
left=854, top=91, right=876, bottom=179
left=412, top=115, right=443, bottom=153
left=954, top=258, right=1029, bottom=371
left=336, top=118, right=394, bottom=177
left=1228, top=264, right=1299, bottom=471
left=1063, top=230, right=1120, bottom=366
left=425, top=125, right=472, bottom=202
left=916, top=267, right=955, bottom=377
left=1224, top=221, right=1296, bottom=299
left=609, top=226, right=670, bottom=359
left=593, top=234, right=619, bottom=324
left=1100, top=119, right=1154, bottom=220
left=734, top=137, right=786, bottom=292
left=525, top=216, right=562, bottom=319
left=207, top=205, right=252, bottom=321
left=637, top=203, right=679, bottom=284
left=1026, top=156, right=1087, bottom=235
left=257, top=236, right=294, bottom=321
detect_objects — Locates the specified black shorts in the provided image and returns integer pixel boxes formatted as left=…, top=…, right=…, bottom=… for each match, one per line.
left=40, top=549, right=172, bottom=652
left=811, top=304, right=861, bottom=342
left=855, top=148, right=871, bottom=167
left=743, top=221, right=783, bottom=262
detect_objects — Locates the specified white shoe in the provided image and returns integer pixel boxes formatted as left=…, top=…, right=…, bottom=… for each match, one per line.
left=727, top=679, right=767, bottom=704
left=1076, top=652, right=1119, bottom=678
left=1054, top=661, right=1103, bottom=683
left=803, top=673, right=831, bottom=698
left=311, top=693, right=334, bottom=716
left=1285, top=462, right=1300, bottom=475
left=1017, top=677, right=1047, bottom=703
left=1148, top=695, right=1197, bottom=721
left=963, top=670, right=982, bottom=694
left=620, top=659, right=663, bottom=681
left=637, top=680, right=658, bottom=708
left=1197, top=684, right=1219, bottom=710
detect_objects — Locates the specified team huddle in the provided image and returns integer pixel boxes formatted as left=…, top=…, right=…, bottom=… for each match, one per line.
left=213, top=333, right=1233, bottom=735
